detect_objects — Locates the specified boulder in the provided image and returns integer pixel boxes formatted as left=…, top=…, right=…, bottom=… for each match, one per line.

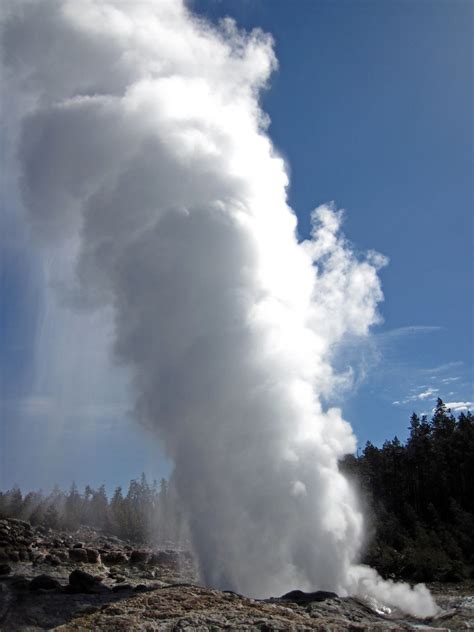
left=0, top=564, right=11, bottom=576
left=86, top=548, right=101, bottom=564
left=69, top=547, right=88, bottom=563
left=29, top=574, right=62, bottom=591
left=129, top=549, right=149, bottom=565
left=67, top=569, right=109, bottom=594
left=102, top=550, right=128, bottom=565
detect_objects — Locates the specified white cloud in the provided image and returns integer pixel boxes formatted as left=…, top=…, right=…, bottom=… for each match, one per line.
left=416, top=388, right=439, bottom=400
left=392, top=387, right=439, bottom=405
left=445, top=402, right=473, bottom=412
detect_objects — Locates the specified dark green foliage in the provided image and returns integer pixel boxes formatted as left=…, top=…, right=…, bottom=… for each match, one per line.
left=341, top=400, right=474, bottom=582
left=1, top=398, right=471, bottom=578
left=0, top=473, right=184, bottom=546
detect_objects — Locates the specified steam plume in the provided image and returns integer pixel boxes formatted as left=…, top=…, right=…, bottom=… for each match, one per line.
left=2, top=0, right=437, bottom=616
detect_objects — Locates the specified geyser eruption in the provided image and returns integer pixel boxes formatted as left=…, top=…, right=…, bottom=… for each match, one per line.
left=2, top=0, right=437, bottom=617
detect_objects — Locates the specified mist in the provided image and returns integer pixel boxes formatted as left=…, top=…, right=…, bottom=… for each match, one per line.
left=1, top=0, right=437, bottom=617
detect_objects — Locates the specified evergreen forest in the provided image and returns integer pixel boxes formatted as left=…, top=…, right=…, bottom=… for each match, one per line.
left=1, top=398, right=473, bottom=583
left=0, top=475, right=185, bottom=547
left=341, top=399, right=474, bottom=582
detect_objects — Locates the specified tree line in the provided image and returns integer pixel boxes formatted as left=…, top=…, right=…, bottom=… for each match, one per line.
left=341, top=398, right=474, bottom=582
left=0, top=474, right=186, bottom=545
left=1, top=398, right=472, bottom=582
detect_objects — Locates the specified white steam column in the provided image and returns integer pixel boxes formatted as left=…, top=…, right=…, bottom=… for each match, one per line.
left=1, top=0, right=436, bottom=617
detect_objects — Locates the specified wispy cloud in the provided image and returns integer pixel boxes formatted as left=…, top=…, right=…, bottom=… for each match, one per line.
left=422, top=361, right=464, bottom=375
left=444, top=401, right=473, bottom=412
left=416, top=388, right=439, bottom=400
left=374, top=326, right=442, bottom=348
left=392, top=387, right=439, bottom=406
left=377, top=325, right=442, bottom=339
left=358, top=326, right=472, bottom=416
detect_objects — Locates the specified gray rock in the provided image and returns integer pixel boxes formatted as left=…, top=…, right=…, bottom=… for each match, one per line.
left=279, top=589, right=338, bottom=604
left=29, top=574, right=62, bottom=591
left=69, top=547, right=89, bottom=563
left=103, top=550, right=128, bottom=565
left=86, top=548, right=101, bottom=564
left=67, top=569, right=109, bottom=594
left=129, top=549, right=149, bottom=565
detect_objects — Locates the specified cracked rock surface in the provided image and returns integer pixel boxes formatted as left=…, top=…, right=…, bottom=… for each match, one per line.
left=0, top=519, right=472, bottom=631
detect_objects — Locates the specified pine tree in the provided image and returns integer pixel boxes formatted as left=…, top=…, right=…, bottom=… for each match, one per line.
left=64, top=482, right=82, bottom=529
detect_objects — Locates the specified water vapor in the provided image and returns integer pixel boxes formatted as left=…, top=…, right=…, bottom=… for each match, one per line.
left=2, top=0, right=437, bottom=616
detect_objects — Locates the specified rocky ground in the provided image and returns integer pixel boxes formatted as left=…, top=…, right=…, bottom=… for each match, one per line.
left=0, top=518, right=472, bottom=631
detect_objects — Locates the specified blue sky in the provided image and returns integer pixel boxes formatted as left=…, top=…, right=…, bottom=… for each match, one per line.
left=1, top=0, right=472, bottom=492
left=192, top=0, right=473, bottom=445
